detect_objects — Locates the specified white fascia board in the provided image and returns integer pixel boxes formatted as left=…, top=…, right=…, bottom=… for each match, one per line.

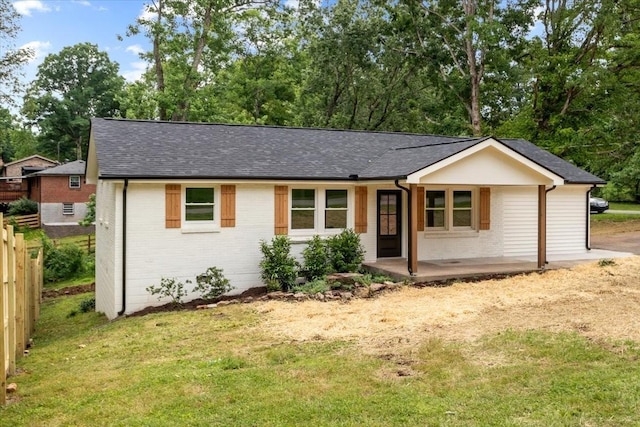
left=406, top=138, right=565, bottom=185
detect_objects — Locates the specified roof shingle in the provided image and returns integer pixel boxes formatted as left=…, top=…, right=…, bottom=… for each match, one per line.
left=89, top=118, right=604, bottom=184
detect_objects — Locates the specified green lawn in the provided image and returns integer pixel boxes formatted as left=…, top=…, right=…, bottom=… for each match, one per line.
left=609, top=201, right=640, bottom=211
left=3, top=291, right=640, bottom=426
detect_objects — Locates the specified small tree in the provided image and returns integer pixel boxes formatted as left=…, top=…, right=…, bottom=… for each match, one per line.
left=79, top=193, right=95, bottom=226
left=327, top=229, right=365, bottom=273
left=259, top=235, right=298, bottom=292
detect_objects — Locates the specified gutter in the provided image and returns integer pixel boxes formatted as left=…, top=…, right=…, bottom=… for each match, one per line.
left=394, top=180, right=414, bottom=276
left=117, top=178, right=129, bottom=317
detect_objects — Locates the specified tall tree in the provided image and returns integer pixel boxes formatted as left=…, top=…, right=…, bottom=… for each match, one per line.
left=0, top=0, right=33, bottom=105
left=22, top=43, right=124, bottom=161
left=126, top=0, right=277, bottom=122
left=397, top=0, right=537, bottom=135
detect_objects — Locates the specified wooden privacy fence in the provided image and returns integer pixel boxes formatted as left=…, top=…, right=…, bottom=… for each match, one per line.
left=2, top=213, right=41, bottom=229
left=1, top=214, right=43, bottom=405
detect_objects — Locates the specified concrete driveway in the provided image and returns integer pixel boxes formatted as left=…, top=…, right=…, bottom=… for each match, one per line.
left=592, top=230, right=640, bottom=255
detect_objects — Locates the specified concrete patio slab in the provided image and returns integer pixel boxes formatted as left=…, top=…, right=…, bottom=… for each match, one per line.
left=363, top=249, right=635, bottom=283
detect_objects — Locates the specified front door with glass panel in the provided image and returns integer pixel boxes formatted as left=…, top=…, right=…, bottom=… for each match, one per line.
left=377, top=190, right=402, bottom=257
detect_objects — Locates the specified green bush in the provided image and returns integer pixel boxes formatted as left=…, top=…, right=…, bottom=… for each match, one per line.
left=192, top=267, right=234, bottom=300
left=259, top=235, right=299, bottom=292
left=301, top=235, right=329, bottom=280
left=292, top=279, right=330, bottom=294
left=327, top=229, right=365, bottom=273
left=8, top=197, right=38, bottom=216
left=79, top=297, right=96, bottom=313
left=44, top=243, right=86, bottom=282
left=146, top=277, right=190, bottom=305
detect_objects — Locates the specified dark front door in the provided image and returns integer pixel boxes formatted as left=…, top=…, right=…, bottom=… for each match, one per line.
left=377, top=190, right=402, bottom=258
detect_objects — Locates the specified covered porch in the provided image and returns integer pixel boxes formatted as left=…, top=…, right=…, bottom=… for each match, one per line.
left=363, top=249, right=633, bottom=283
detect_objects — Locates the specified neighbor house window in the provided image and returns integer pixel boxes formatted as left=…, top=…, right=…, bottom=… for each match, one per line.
left=62, top=203, right=74, bottom=215
left=325, top=190, right=348, bottom=229
left=290, top=188, right=350, bottom=232
left=185, top=188, right=214, bottom=221
left=425, top=189, right=474, bottom=230
left=69, top=176, right=81, bottom=189
left=291, top=189, right=315, bottom=229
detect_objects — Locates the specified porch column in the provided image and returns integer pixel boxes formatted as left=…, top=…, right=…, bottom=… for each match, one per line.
left=537, top=185, right=547, bottom=269
left=409, top=184, right=418, bottom=275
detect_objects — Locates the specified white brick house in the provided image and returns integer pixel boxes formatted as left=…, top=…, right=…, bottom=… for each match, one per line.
left=87, top=118, right=604, bottom=319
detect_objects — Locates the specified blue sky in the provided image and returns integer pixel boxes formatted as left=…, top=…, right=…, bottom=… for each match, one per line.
left=13, top=0, right=151, bottom=86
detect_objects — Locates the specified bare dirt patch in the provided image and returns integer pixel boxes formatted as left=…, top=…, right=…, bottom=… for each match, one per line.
left=254, top=257, right=640, bottom=354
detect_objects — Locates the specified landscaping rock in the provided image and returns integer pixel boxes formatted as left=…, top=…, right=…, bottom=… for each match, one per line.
left=6, top=383, right=17, bottom=393
left=369, top=283, right=386, bottom=293
left=293, top=292, right=307, bottom=300
left=326, top=272, right=362, bottom=285
left=243, top=297, right=254, bottom=303
left=315, top=292, right=325, bottom=301
left=341, top=292, right=353, bottom=301
left=197, top=303, right=217, bottom=310
left=217, top=300, right=238, bottom=306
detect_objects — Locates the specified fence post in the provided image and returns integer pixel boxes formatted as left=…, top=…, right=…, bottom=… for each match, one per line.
left=6, top=225, right=15, bottom=376
left=1, top=215, right=6, bottom=405
left=15, top=234, right=25, bottom=363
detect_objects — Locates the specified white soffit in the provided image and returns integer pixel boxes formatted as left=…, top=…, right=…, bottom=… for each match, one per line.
left=406, top=138, right=565, bottom=186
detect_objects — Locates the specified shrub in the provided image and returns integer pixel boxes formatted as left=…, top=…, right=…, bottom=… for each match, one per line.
left=44, top=243, right=86, bottom=282
left=292, top=279, right=330, bottom=294
left=79, top=193, right=95, bottom=226
left=8, top=197, right=38, bottom=216
left=301, top=235, right=329, bottom=280
left=259, top=235, right=299, bottom=292
left=79, top=297, right=96, bottom=313
left=192, top=267, right=234, bottom=300
left=327, top=229, right=365, bottom=273
left=146, top=277, right=190, bottom=305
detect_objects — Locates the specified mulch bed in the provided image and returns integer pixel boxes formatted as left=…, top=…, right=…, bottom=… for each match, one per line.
left=42, top=283, right=95, bottom=299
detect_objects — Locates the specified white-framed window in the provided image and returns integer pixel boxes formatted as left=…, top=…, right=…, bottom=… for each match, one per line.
left=69, top=176, right=81, bottom=189
left=425, top=188, right=474, bottom=231
left=290, top=187, right=350, bottom=233
left=62, top=203, right=74, bottom=215
left=325, top=189, right=348, bottom=229
left=185, top=187, right=215, bottom=222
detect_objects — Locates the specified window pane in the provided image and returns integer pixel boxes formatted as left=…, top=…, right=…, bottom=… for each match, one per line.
left=186, top=188, right=214, bottom=204
left=186, top=205, right=214, bottom=221
left=453, top=191, right=472, bottom=208
left=325, top=210, right=346, bottom=229
left=380, top=194, right=389, bottom=214
left=326, top=190, right=347, bottom=209
left=453, top=210, right=471, bottom=227
left=292, top=210, right=315, bottom=229
left=292, top=189, right=315, bottom=208
left=426, top=191, right=445, bottom=208
left=426, top=210, right=445, bottom=228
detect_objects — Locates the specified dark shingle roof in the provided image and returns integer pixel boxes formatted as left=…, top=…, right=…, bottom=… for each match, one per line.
left=89, top=118, right=604, bottom=184
left=33, top=160, right=86, bottom=176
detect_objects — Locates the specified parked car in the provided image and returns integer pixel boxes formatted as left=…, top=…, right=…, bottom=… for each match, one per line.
left=590, top=197, right=609, bottom=214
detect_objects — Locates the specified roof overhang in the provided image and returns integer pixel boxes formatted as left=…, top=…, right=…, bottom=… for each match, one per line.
left=406, top=138, right=565, bottom=186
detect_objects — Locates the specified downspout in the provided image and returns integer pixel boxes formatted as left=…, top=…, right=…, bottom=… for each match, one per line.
left=394, top=179, right=413, bottom=275
left=586, top=185, right=596, bottom=250
left=117, top=179, right=129, bottom=317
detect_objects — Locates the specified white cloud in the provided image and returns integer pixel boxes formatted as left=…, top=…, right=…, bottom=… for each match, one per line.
left=71, top=0, right=91, bottom=6
left=19, top=40, right=51, bottom=63
left=122, top=61, right=148, bottom=82
left=12, top=0, right=52, bottom=16
left=126, top=44, right=145, bottom=56
left=138, top=4, right=156, bottom=22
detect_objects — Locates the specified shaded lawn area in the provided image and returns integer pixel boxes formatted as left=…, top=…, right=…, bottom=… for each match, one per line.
left=3, top=289, right=640, bottom=426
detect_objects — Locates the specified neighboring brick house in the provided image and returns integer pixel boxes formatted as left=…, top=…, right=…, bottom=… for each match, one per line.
left=2, top=155, right=59, bottom=182
left=28, top=160, right=96, bottom=232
